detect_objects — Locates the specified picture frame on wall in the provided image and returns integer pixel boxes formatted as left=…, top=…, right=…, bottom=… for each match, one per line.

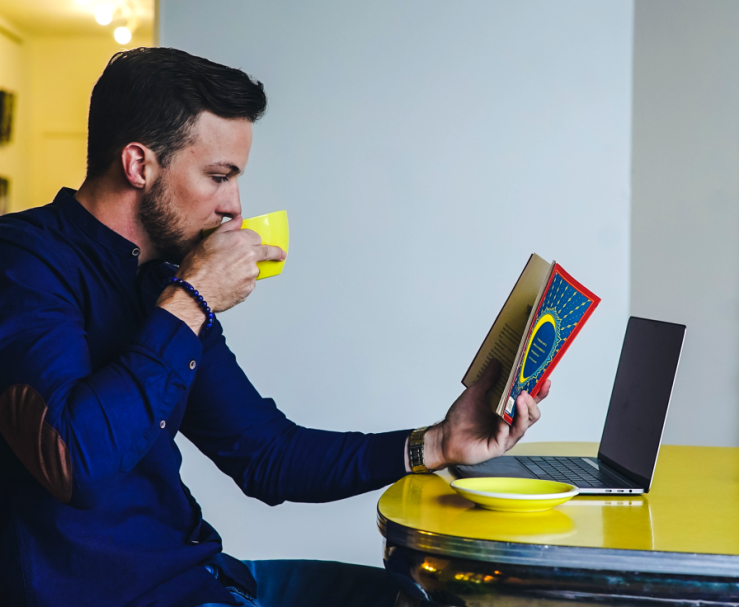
left=0, top=177, right=9, bottom=215
left=0, top=90, right=16, bottom=145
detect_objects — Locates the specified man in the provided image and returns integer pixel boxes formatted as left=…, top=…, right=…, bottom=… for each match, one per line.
left=0, top=47, right=548, bottom=607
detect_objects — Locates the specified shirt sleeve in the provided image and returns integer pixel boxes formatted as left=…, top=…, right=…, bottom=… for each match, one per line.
left=0, top=242, right=203, bottom=509
left=180, top=323, right=410, bottom=506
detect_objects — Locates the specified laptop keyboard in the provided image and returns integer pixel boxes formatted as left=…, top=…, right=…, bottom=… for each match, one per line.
left=516, top=456, right=619, bottom=488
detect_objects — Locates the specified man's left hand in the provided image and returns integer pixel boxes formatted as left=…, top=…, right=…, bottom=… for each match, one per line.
left=415, top=359, right=551, bottom=471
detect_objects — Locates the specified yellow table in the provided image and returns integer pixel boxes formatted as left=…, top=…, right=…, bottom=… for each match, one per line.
left=378, top=442, right=739, bottom=606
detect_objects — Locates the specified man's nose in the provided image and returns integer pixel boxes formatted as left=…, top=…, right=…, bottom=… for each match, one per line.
left=219, top=185, right=242, bottom=219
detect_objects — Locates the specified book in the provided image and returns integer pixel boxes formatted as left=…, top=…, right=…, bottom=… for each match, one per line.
left=462, top=254, right=601, bottom=424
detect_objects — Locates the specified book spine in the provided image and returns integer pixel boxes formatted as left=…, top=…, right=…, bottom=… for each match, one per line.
left=497, top=262, right=555, bottom=420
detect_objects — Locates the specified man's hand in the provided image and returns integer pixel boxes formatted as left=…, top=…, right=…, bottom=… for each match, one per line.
left=157, top=216, right=286, bottom=334
left=410, top=360, right=551, bottom=471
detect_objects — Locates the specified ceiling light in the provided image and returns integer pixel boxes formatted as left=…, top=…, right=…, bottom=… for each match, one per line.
left=95, top=4, right=115, bottom=26
left=114, top=26, right=132, bottom=44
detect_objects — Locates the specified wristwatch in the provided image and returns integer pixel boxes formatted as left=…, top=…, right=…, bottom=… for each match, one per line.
left=408, top=426, right=431, bottom=473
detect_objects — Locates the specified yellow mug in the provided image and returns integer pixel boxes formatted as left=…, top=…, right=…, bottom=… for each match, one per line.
left=203, top=210, right=289, bottom=280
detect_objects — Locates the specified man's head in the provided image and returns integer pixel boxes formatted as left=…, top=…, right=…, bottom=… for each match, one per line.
left=86, top=47, right=267, bottom=262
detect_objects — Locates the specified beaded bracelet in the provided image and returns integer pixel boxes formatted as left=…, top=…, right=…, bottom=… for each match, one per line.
left=162, top=277, right=214, bottom=331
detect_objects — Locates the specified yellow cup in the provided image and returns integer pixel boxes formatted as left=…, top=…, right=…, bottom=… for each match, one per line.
left=203, top=210, right=289, bottom=280
left=242, top=210, right=289, bottom=280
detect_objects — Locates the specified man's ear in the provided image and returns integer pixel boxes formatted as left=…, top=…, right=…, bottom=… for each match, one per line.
left=120, top=143, right=157, bottom=189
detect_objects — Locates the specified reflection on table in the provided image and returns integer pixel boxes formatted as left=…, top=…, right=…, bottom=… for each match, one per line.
left=379, top=442, right=739, bottom=606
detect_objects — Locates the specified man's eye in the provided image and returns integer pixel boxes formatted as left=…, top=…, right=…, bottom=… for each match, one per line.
left=212, top=176, right=228, bottom=184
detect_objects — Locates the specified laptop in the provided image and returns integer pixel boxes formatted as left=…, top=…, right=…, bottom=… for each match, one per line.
left=452, top=317, right=686, bottom=494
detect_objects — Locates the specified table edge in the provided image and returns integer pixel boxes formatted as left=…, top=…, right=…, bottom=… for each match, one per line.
left=378, top=511, right=739, bottom=577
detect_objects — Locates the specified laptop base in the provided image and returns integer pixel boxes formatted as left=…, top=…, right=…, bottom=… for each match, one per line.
left=452, top=455, right=644, bottom=495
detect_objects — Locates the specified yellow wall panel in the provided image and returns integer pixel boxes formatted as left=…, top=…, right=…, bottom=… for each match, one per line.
left=26, top=34, right=152, bottom=210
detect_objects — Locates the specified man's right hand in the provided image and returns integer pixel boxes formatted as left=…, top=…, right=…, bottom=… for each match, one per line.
left=156, top=216, right=286, bottom=334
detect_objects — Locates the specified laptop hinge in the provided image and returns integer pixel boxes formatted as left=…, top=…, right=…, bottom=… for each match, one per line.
left=589, top=454, right=648, bottom=489
left=579, top=457, right=641, bottom=488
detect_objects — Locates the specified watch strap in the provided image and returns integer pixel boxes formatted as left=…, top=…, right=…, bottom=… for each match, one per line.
left=409, top=426, right=430, bottom=474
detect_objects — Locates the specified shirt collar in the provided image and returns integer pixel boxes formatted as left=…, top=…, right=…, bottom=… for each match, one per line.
left=52, top=187, right=143, bottom=258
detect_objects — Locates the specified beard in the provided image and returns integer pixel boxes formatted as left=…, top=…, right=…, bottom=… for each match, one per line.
left=138, top=173, right=197, bottom=265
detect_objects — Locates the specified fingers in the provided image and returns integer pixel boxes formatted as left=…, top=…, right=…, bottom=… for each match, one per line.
left=201, top=216, right=244, bottom=239
left=218, top=216, right=244, bottom=232
left=258, top=244, right=287, bottom=262
left=525, top=392, right=542, bottom=424
left=473, top=358, right=502, bottom=394
left=509, top=397, right=529, bottom=442
left=534, top=379, right=551, bottom=404
left=510, top=391, right=542, bottom=441
left=210, top=224, right=285, bottom=264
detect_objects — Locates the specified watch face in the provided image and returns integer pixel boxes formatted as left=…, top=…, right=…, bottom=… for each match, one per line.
left=409, top=445, right=425, bottom=471
left=409, top=427, right=429, bottom=472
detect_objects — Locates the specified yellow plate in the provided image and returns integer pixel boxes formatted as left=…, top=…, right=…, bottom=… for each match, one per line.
left=450, top=477, right=579, bottom=513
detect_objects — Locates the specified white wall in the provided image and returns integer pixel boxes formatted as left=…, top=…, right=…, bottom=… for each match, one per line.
left=631, top=1, right=739, bottom=447
left=161, top=0, right=634, bottom=566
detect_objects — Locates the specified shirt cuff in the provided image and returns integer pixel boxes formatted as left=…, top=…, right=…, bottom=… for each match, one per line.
left=367, top=429, right=412, bottom=485
left=134, top=307, right=204, bottom=387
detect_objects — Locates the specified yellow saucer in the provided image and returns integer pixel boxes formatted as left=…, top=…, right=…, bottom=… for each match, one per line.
left=450, top=477, right=579, bottom=513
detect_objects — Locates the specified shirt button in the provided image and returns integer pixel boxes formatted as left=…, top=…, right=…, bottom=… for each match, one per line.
left=189, top=360, right=197, bottom=370
left=132, top=247, right=141, bottom=257
left=160, top=420, right=166, bottom=429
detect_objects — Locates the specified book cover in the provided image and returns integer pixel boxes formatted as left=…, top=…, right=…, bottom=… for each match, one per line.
left=501, top=263, right=601, bottom=424
left=461, top=254, right=552, bottom=407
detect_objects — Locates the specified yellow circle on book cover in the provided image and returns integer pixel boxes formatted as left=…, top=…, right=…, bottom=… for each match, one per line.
left=203, top=211, right=289, bottom=280
left=520, top=312, right=559, bottom=383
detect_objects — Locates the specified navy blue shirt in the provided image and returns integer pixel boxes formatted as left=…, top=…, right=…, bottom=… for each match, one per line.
left=0, top=189, right=409, bottom=607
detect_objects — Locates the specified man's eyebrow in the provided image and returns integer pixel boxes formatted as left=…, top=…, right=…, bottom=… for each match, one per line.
left=206, top=162, right=243, bottom=175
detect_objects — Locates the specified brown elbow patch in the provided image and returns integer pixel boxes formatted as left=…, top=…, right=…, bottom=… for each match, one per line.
left=0, top=384, right=73, bottom=503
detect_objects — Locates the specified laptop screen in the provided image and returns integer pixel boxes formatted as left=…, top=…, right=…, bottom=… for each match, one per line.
left=597, top=317, right=686, bottom=489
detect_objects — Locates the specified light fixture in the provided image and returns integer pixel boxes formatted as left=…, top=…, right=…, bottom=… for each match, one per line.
left=94, top=4, right=115, bottom=26
left=114, top=26, right=132, bottom=44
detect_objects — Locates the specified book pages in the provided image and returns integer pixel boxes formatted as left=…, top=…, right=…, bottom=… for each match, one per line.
left=500, top=263, right=601, bottom=424
left=495, top=261, right=554, bottom=419
left=462, top=253, right=552, bottom=410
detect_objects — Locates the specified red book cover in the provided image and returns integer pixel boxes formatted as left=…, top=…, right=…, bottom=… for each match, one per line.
left=502, top=264, right=600, bottom=424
